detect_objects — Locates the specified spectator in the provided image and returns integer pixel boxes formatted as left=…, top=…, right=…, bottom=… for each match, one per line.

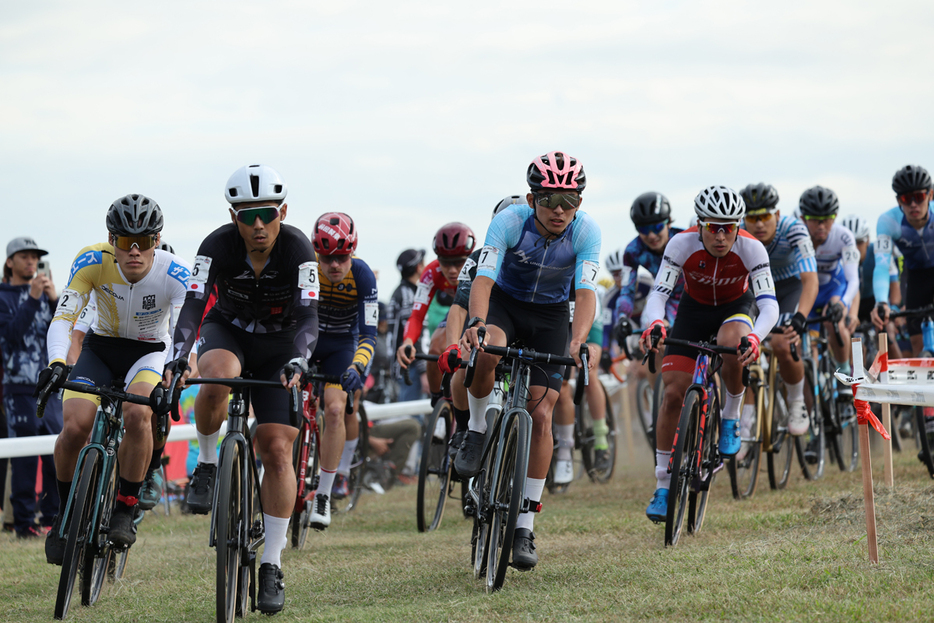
left=367, top=417, right=421, bottom=487
left=0, top=237, right=62, bottom=538
left=387, top=249, right=427, bottom=401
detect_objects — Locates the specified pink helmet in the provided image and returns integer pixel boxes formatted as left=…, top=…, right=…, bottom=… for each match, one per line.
left=527, top=151, right=587, bottom=192
left=312, top=212, right=357, bottom=255
left=433, top=222, right=475, bottom=258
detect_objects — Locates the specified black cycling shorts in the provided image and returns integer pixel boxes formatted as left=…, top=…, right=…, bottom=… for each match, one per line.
left=67, top=332, right=166, bottom=404
left=663, top=289, right=755, bottom=372
left=486, top=285, right=569, bottom=392
left=905, top=267, right=934, bottom=336
left=774, top=278, right=803, bottom=316
left=313, top=332, right=355, bottom=384
left=198, top=318, right=296, bottom=427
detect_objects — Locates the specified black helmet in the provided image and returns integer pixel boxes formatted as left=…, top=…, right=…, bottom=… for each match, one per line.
left=106, top=194, right=164, bottom=236
left=630, top=192, right=671, bottom=226
left=799, top=186, right=839, bottom=217
left=892, top=164, right=932, bottom=195
left=740, top=183, right=779, bottom=214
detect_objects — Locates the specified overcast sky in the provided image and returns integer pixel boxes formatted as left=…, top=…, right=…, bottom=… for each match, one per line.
left=4, top=1, right=933, bottom=300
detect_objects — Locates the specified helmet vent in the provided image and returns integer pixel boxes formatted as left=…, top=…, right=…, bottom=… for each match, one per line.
left=274, top=185, right=283, bottom=194
left=250, top=175, right=260, bottom=198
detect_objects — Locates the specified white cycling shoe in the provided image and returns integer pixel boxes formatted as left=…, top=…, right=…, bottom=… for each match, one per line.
left=553, top=459, right=574, bottom=484
left=788, top=400, right=810, bottom=436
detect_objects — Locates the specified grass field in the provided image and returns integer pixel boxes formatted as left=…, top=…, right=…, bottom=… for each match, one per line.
left=4, top=430, right=934, bottom=623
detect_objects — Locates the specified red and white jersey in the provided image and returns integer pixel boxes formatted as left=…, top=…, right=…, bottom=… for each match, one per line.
left=644, top=227, right=779, bottom=341
left=403, top=259, right=457, bottom=343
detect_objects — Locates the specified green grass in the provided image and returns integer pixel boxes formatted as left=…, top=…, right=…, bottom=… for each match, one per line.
left=4, top=436, right=934, bottom=623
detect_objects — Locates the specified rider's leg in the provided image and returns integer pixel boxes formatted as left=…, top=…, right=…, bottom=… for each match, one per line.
left=318, top=385, right=348, bottom=496
left=465, top=324, right=506, bottom=434
left=426, top=326, right=446, bottom=400
left=516, top=384, right=560, bottom=533
left=336, top=392, right=361, bottom=479
left=255, top=422, right=299, bottom=567
left=194, top=349, right=242, bottom=463
left=53, top=396, right=97, bottom=514
left=654, top=368, right=691, bottom=491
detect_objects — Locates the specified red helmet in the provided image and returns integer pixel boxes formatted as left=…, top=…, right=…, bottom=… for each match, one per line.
left=312, top=212, right=357, bottom=255
left=527, top=151, right=586, bottom=192
left=433, top=222, right=475, bottom=258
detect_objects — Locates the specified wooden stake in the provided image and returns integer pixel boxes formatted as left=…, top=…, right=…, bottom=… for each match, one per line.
left=859, top=423, right=879, bottom=563
left=878, top=332, right=894, bottom=487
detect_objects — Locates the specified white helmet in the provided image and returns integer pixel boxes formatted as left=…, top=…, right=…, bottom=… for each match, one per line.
left=839, top=214, right=870, bottom=242
left=604, top=248, right=625, bottom=273
left=225, top=164, right=288, bottom=205
left=693, top=185, right=745, bottom=221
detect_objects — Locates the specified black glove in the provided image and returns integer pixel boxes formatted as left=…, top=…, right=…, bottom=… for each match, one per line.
left=830, top=301, right=846, bottom=324
left=614, top=316, right=633, bottom=348
left=34, top=362, right=68, bottom=398
left=341, top=367, right=365, bottom=394
left=283, top=356, right=309, bottom=382
left=164, top=357, right=189, bottom=379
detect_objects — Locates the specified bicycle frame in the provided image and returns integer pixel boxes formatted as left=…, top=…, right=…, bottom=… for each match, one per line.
left=668, top=351, right=719, bottom=487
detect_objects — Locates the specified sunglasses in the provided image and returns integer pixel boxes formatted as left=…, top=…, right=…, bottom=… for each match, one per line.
left=637, top=222, right=666, bottom=236
left=113, top=235, right=157, bottom=251
left=802, top=214, right=835, bottom=222
left=699, top=221, right=738, bottom=235
left=898, top=190, right=929, bottom=206
left=234, top=206, right=281, bottom=225
left=438, top=257, right=467, bottom=268
left=534, top=192, right=581, bottom=210
left=318, top=254, right=351, bottom=265
left=744, top=212, right=774, bottom=224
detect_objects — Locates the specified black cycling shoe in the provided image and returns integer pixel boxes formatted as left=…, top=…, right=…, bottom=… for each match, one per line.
left=256, top=563, right=285, bottom=614
left=448, top=430, right=467, bottom=465
left=453, top=430, right=486, bottom=479
left=109, top=508, right=138, bottom=548
left=593, top=448, right=611, bottom=473
left=45, top=515, right=66, bottom=566
left=186, top=462, right=217, bottom=515
left=511, top=528, right=538, bottom=571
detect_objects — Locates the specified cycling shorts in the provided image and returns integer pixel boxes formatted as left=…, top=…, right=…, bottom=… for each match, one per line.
left=774, top=277, right=803, bottom=316
left=198, top=318, right=296, bottom=427
left=486, top=284, right=570, bottom=392
left=813, top=269, right=848, bottom=311
left=662, top=290, right=754, bottom=375
left=313, top=332, right=355, bottom=387
left=904, top=267, right=934, bottom=336
left=66, top=332, right=166, bottom=406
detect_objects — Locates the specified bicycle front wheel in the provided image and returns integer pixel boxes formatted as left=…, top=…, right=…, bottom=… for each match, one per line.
left=83, top=455, right=118, bottom=606
left=486, top=411, right=530, bottom=592
left=766, top=387, right=793, bottom=490
left=216, top=443, right=248, bottom=623
left=55, top=449, right=102, bottom=620
left=688, top=398, right=719, bottom=535
left=665, top=389, right=701, bottom=547
left=796, top=359, right=826, bottom=480
left=417, top=400, right=453, bottom=532
left=333, top=405, right=369, bottom=513
left=914, top=406, right=934, bottom=478
left=581, top=379, right=617, bottom=483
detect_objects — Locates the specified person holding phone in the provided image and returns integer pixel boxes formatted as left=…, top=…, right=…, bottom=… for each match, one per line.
left=0, top=237, right=62, bottom=539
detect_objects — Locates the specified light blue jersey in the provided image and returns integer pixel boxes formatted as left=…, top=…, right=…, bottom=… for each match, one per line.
left=873, top=204, right=934, bottom=303
left=476, top=204, right=601, bottom=304
left=741, top=215, right=816, bottom=281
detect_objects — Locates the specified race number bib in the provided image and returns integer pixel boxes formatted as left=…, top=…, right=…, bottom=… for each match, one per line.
left=458, top=257, right=476, bottom=282
left=875, top=236, right=892, bottom=254
left=298, top=262, right=320, bottom=300
left=477, top=246, right=499, bottom=274
left=57, top=289, right=81, bottom=315
left=795, top=237, right=816, bottom=259
left=578, top=260, right=598, bottom=289
left=414, top=280, right=432, bottom=306
left=842, top=247, right=860, bottom=265
left=364, top=302, right=379, bottom=327
left=750, top=268, right=776, bottom=297
left=188, top=255, right=212, bottom=292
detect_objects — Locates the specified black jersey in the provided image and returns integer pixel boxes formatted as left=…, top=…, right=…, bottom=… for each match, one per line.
left=172, top=223, right=319, bottom=361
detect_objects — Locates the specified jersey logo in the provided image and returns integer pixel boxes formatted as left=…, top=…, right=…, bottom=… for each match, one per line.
left=68, top=250, right=103, bottom=284
left=167, top=261, right=190, bottom=287
left=142, top=294, right=156, bottom=311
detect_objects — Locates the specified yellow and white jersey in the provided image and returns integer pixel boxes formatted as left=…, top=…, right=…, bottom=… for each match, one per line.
left=47, top=243, right=191, bottom=364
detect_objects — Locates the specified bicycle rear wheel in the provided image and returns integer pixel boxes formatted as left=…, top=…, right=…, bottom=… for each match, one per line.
left=83, top=456, right=118, bottom=606
left=689, top=399, right=718, bottom=535
left=635, top=377, right=655, bottom=450
left=417, top=400, right=453, bottom=532
left=796, top=360, right=826, bottom=480
left=291, top=421, right=318, bottom=550
left=766, top=387, right=793, bottom=490
left=55, top=449, right=101, bottom=620
left=581, top=379, right=617, bottom=483
left=486, top=411, right=530, bottom=592
left=727, top=376, right=761, bottom=500
left=914, top=406, right=934, bottom=478
left=332, top=405, right=369, bottom=513
left=651, top=375, right=665, bottom=451
left=216, top=442, right=248, bottom=623
left=665, top=389, right=701, bottom=547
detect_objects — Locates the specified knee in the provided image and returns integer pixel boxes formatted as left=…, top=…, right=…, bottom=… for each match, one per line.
left=121, top=406, right=152, bottom=436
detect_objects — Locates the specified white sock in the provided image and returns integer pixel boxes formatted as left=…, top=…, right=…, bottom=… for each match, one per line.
left=337, top=439, right=359, bottom=475
left=723, top=389, right=745, bottom=422
left=467, top=391, right=491, bottom=433
left=655, top=450, right=672, bottom=490
left=317, top=468, right=336, bottom=497
left=197, top=430, right=220, bottom=464
left=260, top=514, right=289, bottom=567
left=515, top=477, right=546, bottom=531
left=556, top=424, right=575, bottom=461
left=785, top=378, right=805, bottom=403
left=741, top=404, right=756, bottom=427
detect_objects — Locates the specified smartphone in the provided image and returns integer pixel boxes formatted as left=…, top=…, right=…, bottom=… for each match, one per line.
left=36, top=261, right=51, bottom=279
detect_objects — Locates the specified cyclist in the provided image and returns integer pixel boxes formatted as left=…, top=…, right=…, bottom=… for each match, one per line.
left=601, top=249, right=625, bottom=359
left=41, top=194, right=190, bottom=563
left=799, top=186, right=860, bottom=366
left=307, top=212, right=378, bottom=528
left=871, top=164, right=934, bottom=356
left=458, top=150, right=601, bottom=570
left=739, top=183, right=818, bottom=439
left=164, top=164, right=318, bottom=614
left=640, top=186, right=777, bottom=522
left=396, top=222, right=476, bottom=403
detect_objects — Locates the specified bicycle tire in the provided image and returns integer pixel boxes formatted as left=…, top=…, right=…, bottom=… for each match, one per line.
left=796, top=359, right=826, bottom=480
left=332, top=404, right=369, bottom=514
left=471, top=462, right=491, bottom=580
left=838, top=402, right=859, bottom=473
left=417, top=400, right=452, bottom=532
left=486, top=410, right=529, bottom=592
left=766, top=387, right=793, bottom=490
left=665, top=389, right=701, bottom=547
left=83, top=455, right=118, bottom=606
left=651, top=374, right=665, bottom=452
left=688, top=394, right=718, bottom=535
left=55, top=449, right=102, bottom=620
left=290, top=419, right=318, bottom=549
left=635, top=377, right=655, bottom=450
left=216, top=442, right=248, bottom=623
left=914, top=406, right=934, bottom=478
left=581, top=380, right=617, bottom=483
left=727, top=374, right=761, bottom=500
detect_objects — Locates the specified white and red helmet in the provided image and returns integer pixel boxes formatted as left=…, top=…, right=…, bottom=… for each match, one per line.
left=527, top=151, right=587, bottom=193
left=312, top=212, right=357, bottom=255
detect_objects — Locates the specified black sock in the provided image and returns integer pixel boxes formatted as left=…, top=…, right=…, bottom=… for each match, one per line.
left=57, top=479, right=71, bottom=515
left=453, top=407, right=470, bottom=432
left=148, top=446, right=165, bottom=473
left=430, top=391, right=443, bottom=407
left=116, top=478, right=143, bottom=512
